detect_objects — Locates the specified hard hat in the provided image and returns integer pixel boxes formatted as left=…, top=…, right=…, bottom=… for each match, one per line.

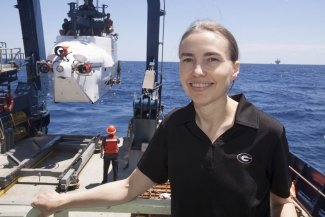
left=106, top=125, right=116, bottom=134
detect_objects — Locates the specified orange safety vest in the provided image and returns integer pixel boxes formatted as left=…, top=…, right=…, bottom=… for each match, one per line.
left=105, top=135, right=118, bottom=154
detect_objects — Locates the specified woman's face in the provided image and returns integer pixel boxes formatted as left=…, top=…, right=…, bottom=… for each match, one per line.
left=179, top=31, right=240, bottom=106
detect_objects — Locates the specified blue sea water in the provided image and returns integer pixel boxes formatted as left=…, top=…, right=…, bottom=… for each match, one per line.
left=16, top=62, right=325, bottom=174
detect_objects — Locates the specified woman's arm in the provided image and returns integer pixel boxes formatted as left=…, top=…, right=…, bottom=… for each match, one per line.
left=270, top=192, right=297, bottom=217
left=31, top=168, right=155, bottom=217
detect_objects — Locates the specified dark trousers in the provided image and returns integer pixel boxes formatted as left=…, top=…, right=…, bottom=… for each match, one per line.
left=102, top=155, right=118, bottom=183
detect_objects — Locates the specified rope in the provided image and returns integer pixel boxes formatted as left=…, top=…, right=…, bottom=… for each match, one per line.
left=0, top=128, right=4, bottom=140
left=27, top=117, right=38, bottom=134
left=38, top=112, right=43, bottom=136
left=9, top=114, right=16, bottom=129
left=0, top=119, right=5, bottom=140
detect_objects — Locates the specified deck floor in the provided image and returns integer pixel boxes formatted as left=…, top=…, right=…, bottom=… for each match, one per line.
left=0, top=135, right=308, bottom=217
left=0, top=134, right=134, bottom=216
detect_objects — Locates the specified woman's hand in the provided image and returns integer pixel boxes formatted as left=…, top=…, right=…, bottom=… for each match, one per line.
left=30, top=168, right=155, bottom=216
left=31, top=190, right=65, bottom=217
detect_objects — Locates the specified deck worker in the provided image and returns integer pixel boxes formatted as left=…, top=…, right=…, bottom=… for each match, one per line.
left=32, top=20, right=297, bottom=217
left=81, top=0, right=95, bottom=10
left=59, top=18, right=71, bottom=36
left=100, top=125, right=120, bottom=183
left=103, top=13, right=114, bottom=34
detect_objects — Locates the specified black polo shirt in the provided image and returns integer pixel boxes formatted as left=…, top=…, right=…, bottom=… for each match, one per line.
left=138, top=94, right=291, bottom=217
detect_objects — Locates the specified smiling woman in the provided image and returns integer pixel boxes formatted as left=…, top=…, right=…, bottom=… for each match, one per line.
left=142, top=19, right=298, bottom=216
left=32, top=20, right=298, bottom=217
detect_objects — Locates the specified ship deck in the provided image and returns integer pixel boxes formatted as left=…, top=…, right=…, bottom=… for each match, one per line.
left=0, top=134, right=314, bottom=217
left=0, top=134, right=135, bottom=217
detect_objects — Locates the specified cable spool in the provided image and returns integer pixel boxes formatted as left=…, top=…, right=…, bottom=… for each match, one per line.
left=39, top=62, right=51, bottom=73
left=13, top=111, right=27, bottom=123
left=77, top=63, right=92, bottom=74
left=13, top=126, right=27, bottom=140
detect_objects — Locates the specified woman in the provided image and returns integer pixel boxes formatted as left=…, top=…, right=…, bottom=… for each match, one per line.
left=32, top=20, right=297, bottom=217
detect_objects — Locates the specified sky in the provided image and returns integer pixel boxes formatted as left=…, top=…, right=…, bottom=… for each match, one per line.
left=1, top=0, right=325, bottom=65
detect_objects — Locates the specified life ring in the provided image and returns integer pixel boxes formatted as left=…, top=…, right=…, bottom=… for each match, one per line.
left=77, top=63, right=92, bottom=74
left=3, top=93, right=14, bottom=112
left=54, top=46, right=69, bottom=58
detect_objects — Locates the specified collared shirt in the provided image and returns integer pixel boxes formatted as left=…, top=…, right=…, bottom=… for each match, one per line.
left=138, top=94, right=291, bottom=217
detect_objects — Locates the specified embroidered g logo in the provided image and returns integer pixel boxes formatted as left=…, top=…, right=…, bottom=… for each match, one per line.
left=237, top=153, right=252, bottom=164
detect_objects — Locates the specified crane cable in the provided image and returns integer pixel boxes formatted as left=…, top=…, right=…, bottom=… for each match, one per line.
left=158, top=0, right=166, bottom=119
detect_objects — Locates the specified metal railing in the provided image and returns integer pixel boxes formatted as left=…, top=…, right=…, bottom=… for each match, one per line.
left=0, top=47, right=25, bottom=73
left=290, top=166, right=325, bottom=199
left=11, top=198, right=170, bottom=217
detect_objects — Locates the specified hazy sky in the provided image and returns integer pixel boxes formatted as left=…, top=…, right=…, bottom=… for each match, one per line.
left=1, top=0, right=324, bottom=65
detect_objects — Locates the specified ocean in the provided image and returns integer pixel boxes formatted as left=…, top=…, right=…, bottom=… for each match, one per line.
left=16, top=61, right=325, bottom=174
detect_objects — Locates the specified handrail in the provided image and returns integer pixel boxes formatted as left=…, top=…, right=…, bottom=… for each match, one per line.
left=0, top=47, right=23, bottom=72
left=26, top=198, right=171, bottom=217
left=289, top=165, right=325, bottom=199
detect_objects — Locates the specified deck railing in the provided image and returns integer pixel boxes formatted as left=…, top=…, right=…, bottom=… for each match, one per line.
left=0, top=47, right=24, bottom=73
left=25, top=198, right=171, bottom=217
left=289, top=153, right=325, bottom=217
